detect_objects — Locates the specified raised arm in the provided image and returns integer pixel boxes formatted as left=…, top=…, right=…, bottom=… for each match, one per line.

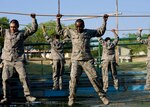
left=90, top=14, right=109, bottom=37
left=98, top=14, right=109, bottom=36
left=41, top=25, right=52, bottom=43
left=24, top=13, right=38, bottom=39
left=56, top=14, right=63, bottom=35
left=106, top=29, right=119, bottom=49
left=111, top=29, right=119, bottom=46
left=56, top=14, right=70, bottom=38
left=136, top=28, right=148, bottom=44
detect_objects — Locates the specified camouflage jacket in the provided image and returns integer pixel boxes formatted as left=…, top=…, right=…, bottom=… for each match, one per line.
left=1, top=18, right=38, bottom=61
left=56, top=19, right=107, bottom=61
left=137, top=32, right=150, bottom=60
left=43, top=33, right=64, bottom=60
left=98, top=36, right=119, bottom=61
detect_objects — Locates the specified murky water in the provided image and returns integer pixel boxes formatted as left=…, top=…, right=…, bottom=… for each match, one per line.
left=1, top=71, right=150, bottom=107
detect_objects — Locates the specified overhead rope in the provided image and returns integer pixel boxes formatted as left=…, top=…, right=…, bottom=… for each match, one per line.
left=0, top=11, right=150, bottom=17
left=107, top=29, right=150, bottom=31
left=0, top=11, right=56, bottom=17
left=58, top=12, right=122, bottom=21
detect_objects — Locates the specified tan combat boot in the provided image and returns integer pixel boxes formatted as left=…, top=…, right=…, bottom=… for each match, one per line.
left=68, top=99, right=74, bottom=106
left=26, top=96, right=36, bottom=102
left=114, top=80, right=118, bottom=90
left=0, top=98, right=7, bottom=103
left=52, top=85, right=59, bottom=90
left=59, top=84, right=62, bottom=90
left=100, top=96, right=109, bottom=105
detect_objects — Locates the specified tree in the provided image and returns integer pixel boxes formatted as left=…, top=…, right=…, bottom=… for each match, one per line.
left=25, top=21, right=59, bottom=50
left=119, top=33, right=147, bottom=55
left=0, top=17, right=9, bottom=48
left=24, top=20, right=74, bottom=52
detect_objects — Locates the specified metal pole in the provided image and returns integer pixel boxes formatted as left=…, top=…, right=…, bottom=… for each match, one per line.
left=58, top=0, right=60, bottom=14
left=116, top=0, right=119, bottom=31
left=116, top=0, right=119, bottom=63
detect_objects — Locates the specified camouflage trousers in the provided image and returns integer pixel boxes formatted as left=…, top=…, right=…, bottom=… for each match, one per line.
left=68, top=59, right=105, bottom=101
left=101, top=60, right=118, bottom=91
left=145, top=60, right=150, bottom=89
left=1, top=60, right=31, bottom=99
left=52, top=59, right=64, bottom=90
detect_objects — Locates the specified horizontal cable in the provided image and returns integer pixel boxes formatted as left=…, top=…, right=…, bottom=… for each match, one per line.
left=0, top=11, right=118, bottom=18
left=0, top=11, right=150, bottom=17
left=107, top=29, right=150, bottom=31
left=0, top=11, right=56, bottom=17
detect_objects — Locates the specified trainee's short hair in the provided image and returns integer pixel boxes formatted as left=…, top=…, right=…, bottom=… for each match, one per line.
left=148, top=34, right=150, bottom=37
left=105, top=37, right=111, bottom=42
left=75, top=19, right=84, bottom=25
left=10, top=19, right=19, bottom=28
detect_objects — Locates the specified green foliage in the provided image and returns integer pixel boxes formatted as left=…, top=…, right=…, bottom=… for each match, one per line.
left=26, top=21, right=57, bottom=43
left=24, top=20, right=72, bottom=52
left=25, top=21, right=58, bottom=50
left=67, top=24, right=75, bottom=29
left=0, top=17, right=9, bottom=29
left=119, top=33, right=147, bottom=55
left=0, top=17, right=9, bottom=48
left=91, top=48, right=98, bottom=57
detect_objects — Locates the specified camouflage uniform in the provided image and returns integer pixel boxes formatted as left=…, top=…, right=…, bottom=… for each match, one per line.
left=57, top=18, right=108, bottom=104
left=1, top=18, right=38, bottom=101
left=43, top=33, right=65, bottom=90
left=137, top=32, right=150, bottom=90
left=98, top=36, right=119, bottom=92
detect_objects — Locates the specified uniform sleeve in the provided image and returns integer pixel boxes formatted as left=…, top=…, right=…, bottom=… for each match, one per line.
left=112, top=36, right=119, bottom=46
left=90, top=19, right=107, bottom=37
left=43, top=33, right=52, bottom=43
left=136, top=32, right=148, bottom=44
left=56, top=21, right=71, bottom=39
left=62, top=37, right=70, bottom=44
left=107, top=37, right=119, bottom=49
left=23, top=18, right=38, bottom=39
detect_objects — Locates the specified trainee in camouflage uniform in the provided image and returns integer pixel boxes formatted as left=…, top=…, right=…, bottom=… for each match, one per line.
left=136, top=28, right=150, bottom=90
left=56, top=14, right=110, bottom=106
left=0, top=14, right=38, bottom=103
left=42, top=25, right=65, bottom=90
left=98, top=29, right=119, bottom=92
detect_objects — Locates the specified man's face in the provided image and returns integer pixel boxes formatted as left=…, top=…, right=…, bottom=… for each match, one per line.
left=75, top=22, right=84, bottom=33
left=10, top=23, right=18, bottom=33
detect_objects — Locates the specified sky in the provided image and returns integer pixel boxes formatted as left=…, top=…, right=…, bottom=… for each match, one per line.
left=0, top=0, right=150, bottom=38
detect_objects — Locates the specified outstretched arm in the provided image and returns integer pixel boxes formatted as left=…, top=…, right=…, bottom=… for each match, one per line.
left=56, top=14, right=70, bottom=39
left=136, top=28, right=148, bottom=44
left=111, top=29, right=119, bottom=46
left=97, top=14, right=109, bottom=36
left=106, top=29, right=119, bottom=49
left=56, top=14, right=63, bottom=35
left=41, top=25, right=52, bottom=43
left=24, top=13, right=38, bottom=39
left=90, top=14, right=109, bottom=37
